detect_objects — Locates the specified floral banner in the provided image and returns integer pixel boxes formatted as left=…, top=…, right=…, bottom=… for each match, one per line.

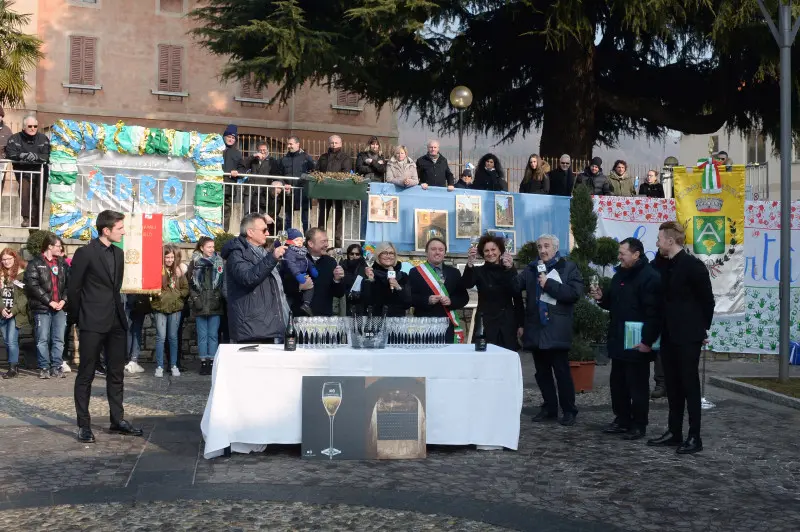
left=594, top=196, right=676, bottom=261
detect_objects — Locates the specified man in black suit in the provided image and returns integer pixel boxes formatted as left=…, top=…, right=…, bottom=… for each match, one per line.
left=409, top=238, right=469, bottom=343
left=281, top=228, right=346, bottom=316
left=647, top=221, right=715, bottom=455
left=69, top=210, right=143, bottom=443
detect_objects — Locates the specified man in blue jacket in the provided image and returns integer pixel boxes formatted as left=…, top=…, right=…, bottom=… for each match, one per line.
left=591, top=238, right=662, bottom=440
left=221, top=213, right=290, bottom=343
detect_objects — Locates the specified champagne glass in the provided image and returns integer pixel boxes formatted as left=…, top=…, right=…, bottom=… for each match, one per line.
left=333, top=248, right=344, bottom=266
left=321, top=382, right=343, bottom=459
left=277, top=230, right=289, bottom=245
left=364, top=250, right=375, bottom=268
left=590, top=274, right=600, bottom=292
left=470, top=235, right=480, bottom=249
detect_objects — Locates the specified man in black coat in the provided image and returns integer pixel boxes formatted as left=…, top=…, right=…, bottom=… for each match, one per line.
left=222, top=124, right=248, bottom=233
left=416, top=140, right=455, bottom=190
left=408, top=238, right=469, bottom=343
left=279, top=136, right=315, bottom=230
left=68, top=210, right=142, bottom=444
left=515, top=234, right=583, bottom=426
left=647, top=221, right=715, bottom=454
left=549, top=155, right=576, bottom=196
left=592, top=238, right=662, bottom=440
left=5, top=115, right=50, bottom=227
left=282, top=228, right=345, bottom=316
left=316, top=135, right=352, bottom=248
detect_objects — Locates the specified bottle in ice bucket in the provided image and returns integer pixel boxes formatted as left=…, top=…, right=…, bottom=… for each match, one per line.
left=475, top=314, right=487, bottom=352
left=284, top=311, right=297, bottom=351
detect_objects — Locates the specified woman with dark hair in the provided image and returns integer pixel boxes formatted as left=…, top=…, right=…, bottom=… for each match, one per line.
left=341, top=244, right=367, bottom=315
left=462, top=234, right=524, bottom=351
left=189, top=237, right=225, bottom=376
left=25, top=233, right=69, bottom=379
left=1, top=248, right=28, bottom=379
left=151, top=244, right=188, bottom=378
left=519, top=154, right=550, bottom=194
left=473, top=153, right=507, bottom=191
left=361, top=241, right=411, bottom=316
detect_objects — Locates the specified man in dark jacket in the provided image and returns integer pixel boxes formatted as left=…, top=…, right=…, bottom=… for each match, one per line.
left=549, top=154, right=576, bottom=196
left=575, top=157, right=612, bottom=196
left=408, top=238, right=470, bottom=343
left=279, top=136, right=315, bottom=230
left=647, top=221, right=715, bottom=455
left=5, top=115, right=50, bottom=227
left=221, top=213, right=289, bottom=343
left=316, top=135, right=352, bottom=247
left=592, top=238, right=662, bottom=440
left=282, top=228, right=345, bottom=316
left=0, top=107, right=12, bottom=158
left=416, top=140, right=455, bottom=190
left=246, top=142, right=283, bottom=215
left=515, top=234, right=583, bottom=426
left=222, top=124, right=248, bottom=233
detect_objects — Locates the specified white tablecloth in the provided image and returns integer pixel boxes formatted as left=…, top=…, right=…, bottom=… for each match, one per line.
left=200, top=344, right=523, bottom=459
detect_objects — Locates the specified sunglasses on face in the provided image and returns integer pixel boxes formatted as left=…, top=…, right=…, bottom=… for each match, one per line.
left=348, top=252, right=361, bottom=257
left=560, top=162, right=570, bottom=166
left=26, top=125, right=39, bottom=129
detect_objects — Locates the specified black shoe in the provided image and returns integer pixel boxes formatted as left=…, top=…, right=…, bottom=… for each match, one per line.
left=199, top=361, right=207, bottom=376
left=95, top=363, right=107, bottom=376
left=602, top=422, right=629, bottom=434
left=650, top=386, right=666, bottom=399
left=300, top=303, right=314, bottom=317
left=623, top=427, right=647, bottom=441
left=39, top=368, right=50, bottom=379
left=647, top=430, right=683, bottom=446
left=531, top=409, right=558, bottom=422
left=51, top=367, right=65, bottom=379
left=2, top=364, right=18, bottom=379
left=559, top=412, right=577, bottom=426
left=676, top=435, right=703, bottom=454
left=77, top=427, right=96, bottom=443
left=109, top=420, right=143, bottom=436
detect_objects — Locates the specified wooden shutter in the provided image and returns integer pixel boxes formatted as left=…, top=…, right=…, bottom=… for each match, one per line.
left=158, top=44, right=170, bottom=91
left=69, top=36, right=83, bottom=84
left=336, top=90, right=359, bottom=107
left=82, top=37, right=96, bottom=85
left=169, top=45, right=183, bottom=92
left=242, top=74, right=263, bottom=99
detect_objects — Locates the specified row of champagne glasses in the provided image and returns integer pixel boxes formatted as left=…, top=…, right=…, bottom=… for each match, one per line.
left=384, top=317, right=451, bottom=348
left=295, top=317, right=350, bottom=348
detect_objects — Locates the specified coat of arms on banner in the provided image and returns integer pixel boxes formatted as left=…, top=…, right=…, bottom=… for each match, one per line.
left=673, top=164, right=745, bottom=315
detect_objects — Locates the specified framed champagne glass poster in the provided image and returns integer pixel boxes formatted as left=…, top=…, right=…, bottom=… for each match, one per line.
left=302, top=376, right=426, bottom=460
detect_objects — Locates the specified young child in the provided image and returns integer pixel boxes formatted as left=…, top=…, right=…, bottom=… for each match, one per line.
left=283, top=228, right=318, bottom=316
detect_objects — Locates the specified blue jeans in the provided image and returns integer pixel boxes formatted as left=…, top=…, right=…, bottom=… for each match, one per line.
left=154, top=311, right=181, bottom=368
left=0, top=317, right=20, bottom=365
left=33, top=310, right=66, bottom=370
left=195, top=315, right=221, bottom=360
left=127, top=312, right=145, bottom=362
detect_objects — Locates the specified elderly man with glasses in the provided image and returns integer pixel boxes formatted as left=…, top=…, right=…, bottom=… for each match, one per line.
left=547, top=154, right=575, bottom=197
left=5, top=115, right=50, bottom=228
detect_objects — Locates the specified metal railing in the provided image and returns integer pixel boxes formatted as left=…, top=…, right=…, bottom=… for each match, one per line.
left=0, top=160, right=46, bottom=230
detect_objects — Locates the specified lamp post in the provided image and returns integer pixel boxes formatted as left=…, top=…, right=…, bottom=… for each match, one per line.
left=449, top=86, right=473, bottom=176
left=755, top=0, right=799, bottom=383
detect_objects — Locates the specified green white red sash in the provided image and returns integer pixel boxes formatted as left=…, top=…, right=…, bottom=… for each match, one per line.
left=696, top=157, right=723, bottom=194
left=416, top=262, right=465, bottom=344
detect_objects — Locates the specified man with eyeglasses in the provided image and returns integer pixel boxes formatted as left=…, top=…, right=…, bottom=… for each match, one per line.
left=548, top=154, right=575, bottom=197
left=5, top=115, right=50, bottom=228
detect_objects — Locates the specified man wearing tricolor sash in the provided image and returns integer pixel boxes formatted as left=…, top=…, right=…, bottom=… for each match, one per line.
left=408, top=238, right=469, bottom=343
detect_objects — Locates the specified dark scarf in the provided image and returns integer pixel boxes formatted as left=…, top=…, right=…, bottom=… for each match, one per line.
left=531, top=252, right=561, bottom=325
left=191, top=251, right=224, bottom=290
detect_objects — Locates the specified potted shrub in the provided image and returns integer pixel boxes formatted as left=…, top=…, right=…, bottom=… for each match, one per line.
left=568, top=336, right=596, bottom=393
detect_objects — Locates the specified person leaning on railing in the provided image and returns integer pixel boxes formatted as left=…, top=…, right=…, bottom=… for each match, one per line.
left=0, top=107, right=12, bottom=158
left=385, top=145, right=419, bottom=188
left=519, top=154, right=550, bottom=195
left=5, top=115, right=50, bottom=228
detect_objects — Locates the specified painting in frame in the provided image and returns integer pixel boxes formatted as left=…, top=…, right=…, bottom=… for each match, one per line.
left=367, top=194, right=400, bottom=223
left=414, top=209, right=449, bottom=251
left=488, top=229, right=517, bottom=255
left=494, top=194, right=515, bottom=227
left=455, top=195, right=482, bottom=239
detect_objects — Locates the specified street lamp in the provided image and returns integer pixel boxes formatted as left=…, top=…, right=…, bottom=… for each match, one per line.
left=449, top=85, right=473, bottom=176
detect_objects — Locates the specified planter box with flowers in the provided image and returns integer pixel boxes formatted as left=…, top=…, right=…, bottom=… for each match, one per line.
left=303, top=172, right=369, bottom=201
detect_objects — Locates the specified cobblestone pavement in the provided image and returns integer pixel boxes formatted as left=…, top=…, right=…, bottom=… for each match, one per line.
left=0, top=356, right=798, bottom=531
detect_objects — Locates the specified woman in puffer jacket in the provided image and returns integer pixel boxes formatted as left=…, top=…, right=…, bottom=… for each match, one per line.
left=151, top=244, right=189, bottom=378
left=189, top=237, right=225, bottom=376
left=385, top=145, right=419, bottom=188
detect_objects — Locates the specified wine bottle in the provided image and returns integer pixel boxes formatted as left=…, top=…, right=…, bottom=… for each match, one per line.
left=475, top=313, right=487, bottom=352
left=284, top=311, right=297, bottom=351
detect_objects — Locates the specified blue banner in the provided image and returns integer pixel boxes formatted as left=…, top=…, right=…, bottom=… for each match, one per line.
left=365, top=183, right=571, bottom=254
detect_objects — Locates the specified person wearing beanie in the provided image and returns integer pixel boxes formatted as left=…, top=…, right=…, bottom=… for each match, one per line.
left=575, top=156, right=612, bottom=196
left=281, top=228, right=318, bottom=316
left=221, top=124, right=247, bottom=233
left=454, top=168, right=474, bottom=189
left=5, top=114, right=50, bottom=227
left=0, top=107, right=12, bottom=159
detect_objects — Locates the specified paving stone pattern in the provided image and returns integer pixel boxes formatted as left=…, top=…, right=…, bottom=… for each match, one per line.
left=0, top=356, right=798, bottom=531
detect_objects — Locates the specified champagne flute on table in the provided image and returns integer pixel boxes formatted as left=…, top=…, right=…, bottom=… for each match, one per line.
left=321, top=382, right=343, bottom=459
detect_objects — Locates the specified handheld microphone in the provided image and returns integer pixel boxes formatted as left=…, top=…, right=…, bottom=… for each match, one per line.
left=387, top=269, right=396, bottom=291
left=537, top=260, right=547, bottom=275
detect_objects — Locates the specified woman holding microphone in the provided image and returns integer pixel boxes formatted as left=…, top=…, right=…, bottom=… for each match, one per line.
left=360, top=242, right=411, bottom=317
left=462, top=234, right=523, bottom=351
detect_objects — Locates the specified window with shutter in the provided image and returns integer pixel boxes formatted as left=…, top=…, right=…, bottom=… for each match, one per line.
left=69, top=36, right=97, bottom=86
left=159, top=0, right=183, bottom=13
left=157, top=44, right=183, bottom=93
left=336, top=90, right=360, bottom=108
left=241, top=74, right=263, bottom=99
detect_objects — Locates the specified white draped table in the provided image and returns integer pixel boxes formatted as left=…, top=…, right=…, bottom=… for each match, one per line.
left=200, top=344, right=523, bottom=459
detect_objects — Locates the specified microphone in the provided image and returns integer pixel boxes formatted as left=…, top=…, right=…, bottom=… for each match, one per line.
left=537, top=259, right=547, bottom=275
left=387, top=268, right=396, bottom=291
